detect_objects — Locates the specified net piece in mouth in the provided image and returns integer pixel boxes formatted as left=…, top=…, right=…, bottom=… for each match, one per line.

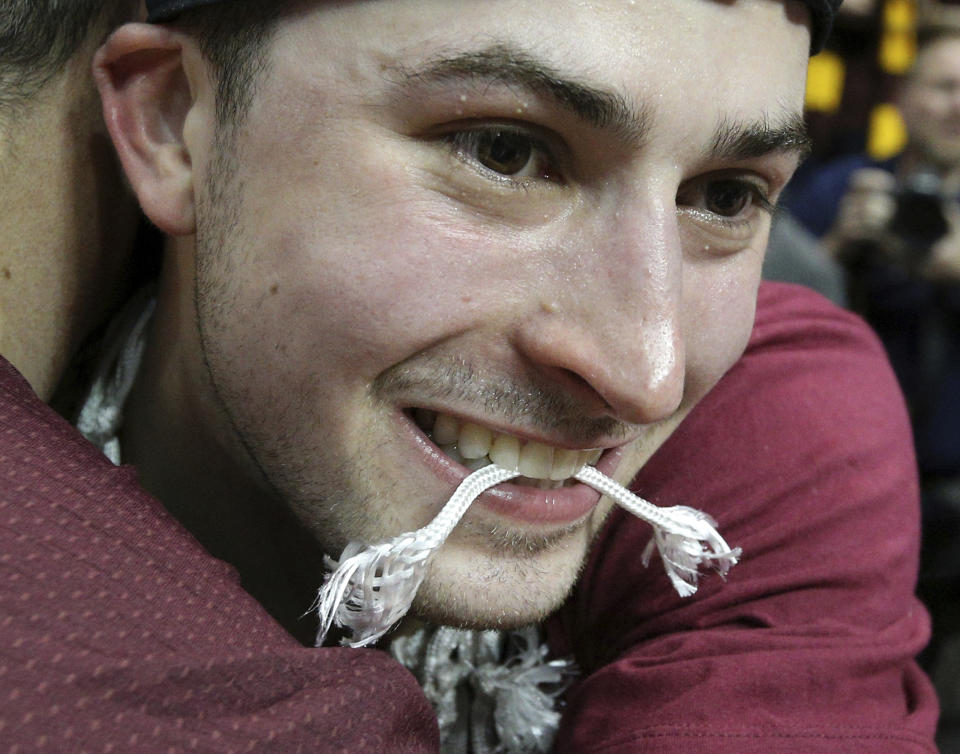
left=315, top=462, right=741, bottom=648
left=411, top=409, right=602, bottom=488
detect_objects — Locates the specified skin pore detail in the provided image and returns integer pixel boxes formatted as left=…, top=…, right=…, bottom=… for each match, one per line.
left=114, top=0, right=811, bottom=639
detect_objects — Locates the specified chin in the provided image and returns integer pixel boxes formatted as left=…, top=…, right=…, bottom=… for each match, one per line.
left=407, top=533, right=588, bottom=630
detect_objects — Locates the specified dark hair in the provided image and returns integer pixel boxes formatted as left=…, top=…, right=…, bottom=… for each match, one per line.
left=173, top=1, right=291, bottom=129
left=0, top=0, right=133, bottom=110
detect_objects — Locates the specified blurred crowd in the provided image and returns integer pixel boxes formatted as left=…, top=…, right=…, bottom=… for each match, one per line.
left=764, top=0, right=960, bottom=742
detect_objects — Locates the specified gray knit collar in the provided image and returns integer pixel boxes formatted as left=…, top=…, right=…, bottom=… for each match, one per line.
left=390, top=624, right=574, bottom=754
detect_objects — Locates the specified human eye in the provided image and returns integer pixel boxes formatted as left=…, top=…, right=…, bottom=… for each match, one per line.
left=675, top=171, right=776, bottom=246
left=678, top=175, right=774, bottom=221
left=444, top=125, right=561, bottom=186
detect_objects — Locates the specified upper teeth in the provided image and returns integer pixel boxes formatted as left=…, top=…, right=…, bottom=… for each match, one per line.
left=416, top=410, right=602, bottom=482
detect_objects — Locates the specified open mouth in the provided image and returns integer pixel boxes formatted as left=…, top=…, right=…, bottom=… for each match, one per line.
left=411, top=409, right=602, bottom=489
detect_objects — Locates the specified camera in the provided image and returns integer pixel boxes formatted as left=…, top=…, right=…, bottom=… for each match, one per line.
left=888, top=170, right=952, bottom=258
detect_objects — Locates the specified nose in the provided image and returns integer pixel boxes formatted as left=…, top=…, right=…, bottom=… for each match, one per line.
left=513, top=200, right=686, bottom=427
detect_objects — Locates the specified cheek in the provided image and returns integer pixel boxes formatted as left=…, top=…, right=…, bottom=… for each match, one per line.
left=680, top=251, right=762, bottom=400
left=232, top=118, right=572, bottom=376
left=225, top=182, right=525, bottom=382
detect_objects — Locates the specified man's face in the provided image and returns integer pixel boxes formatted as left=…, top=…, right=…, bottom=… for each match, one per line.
left=900, top=36, right=960, bottom=169
left=179, top=0, right=809, bottom=629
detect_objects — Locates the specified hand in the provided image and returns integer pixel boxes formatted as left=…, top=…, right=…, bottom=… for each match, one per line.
left=925, top=200, right=960, bottom=281
left=824, top=168, right=898, bottom=257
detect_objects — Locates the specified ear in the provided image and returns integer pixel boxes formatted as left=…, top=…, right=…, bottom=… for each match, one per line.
left=94, top=23, right=207, bottom=236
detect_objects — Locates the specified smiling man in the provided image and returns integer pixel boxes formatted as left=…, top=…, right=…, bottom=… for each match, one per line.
left=102, top=0, right=810, bottom=628
left=89, top=0, right=938, bottom=750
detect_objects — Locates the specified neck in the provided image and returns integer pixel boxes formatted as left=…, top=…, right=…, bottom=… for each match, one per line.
left=120, top=244, right=325, bottom=645
left=0, top=56, right=138, bottom=399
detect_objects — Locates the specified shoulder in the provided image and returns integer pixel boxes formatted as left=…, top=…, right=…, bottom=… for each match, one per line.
left=749, top=280, right=889, bottom=369
left=742, top=282, right=910, bottom=447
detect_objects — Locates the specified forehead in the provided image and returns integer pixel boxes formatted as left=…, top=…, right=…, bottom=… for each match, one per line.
left=264, top=0, right=810, bottom=123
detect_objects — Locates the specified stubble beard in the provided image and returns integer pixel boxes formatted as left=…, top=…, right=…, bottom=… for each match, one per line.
left=189, top=137, right=618, bottom=630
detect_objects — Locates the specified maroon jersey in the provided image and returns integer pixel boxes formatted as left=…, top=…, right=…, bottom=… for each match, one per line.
left=0, top=355, right=438, bottom=752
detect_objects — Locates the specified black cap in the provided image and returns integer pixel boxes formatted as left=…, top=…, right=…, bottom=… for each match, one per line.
left=147, top=0, right=222, bottom=21
left=146, top=0, right=843, bottom=54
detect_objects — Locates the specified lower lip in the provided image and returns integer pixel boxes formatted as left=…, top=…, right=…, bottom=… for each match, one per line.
left=398, top=412, right=625, bottom=526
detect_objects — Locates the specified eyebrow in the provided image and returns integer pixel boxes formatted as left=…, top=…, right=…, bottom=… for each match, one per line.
left=394, top=43, right=810, bottom=161
left=709, top=114, right=812, bottom=163
left=394, top=43, right=651, bottom=145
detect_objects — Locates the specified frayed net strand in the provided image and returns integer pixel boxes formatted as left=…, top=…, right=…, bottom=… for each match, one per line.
left=315, top=463, right=740, bottom=647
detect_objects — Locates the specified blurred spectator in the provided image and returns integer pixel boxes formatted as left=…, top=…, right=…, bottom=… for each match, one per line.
left=787, top=22, right=960, bottom=242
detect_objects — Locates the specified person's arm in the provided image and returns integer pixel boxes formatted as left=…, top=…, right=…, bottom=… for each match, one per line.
left=0, top=357, right=439, bottom=752
left=547, top=283, right=938, bottom=753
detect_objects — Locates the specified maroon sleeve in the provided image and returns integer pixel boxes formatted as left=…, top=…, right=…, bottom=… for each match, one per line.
left=547, top=282, right=939, bottom=753
left=0, top=357, right=438, bottom=752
